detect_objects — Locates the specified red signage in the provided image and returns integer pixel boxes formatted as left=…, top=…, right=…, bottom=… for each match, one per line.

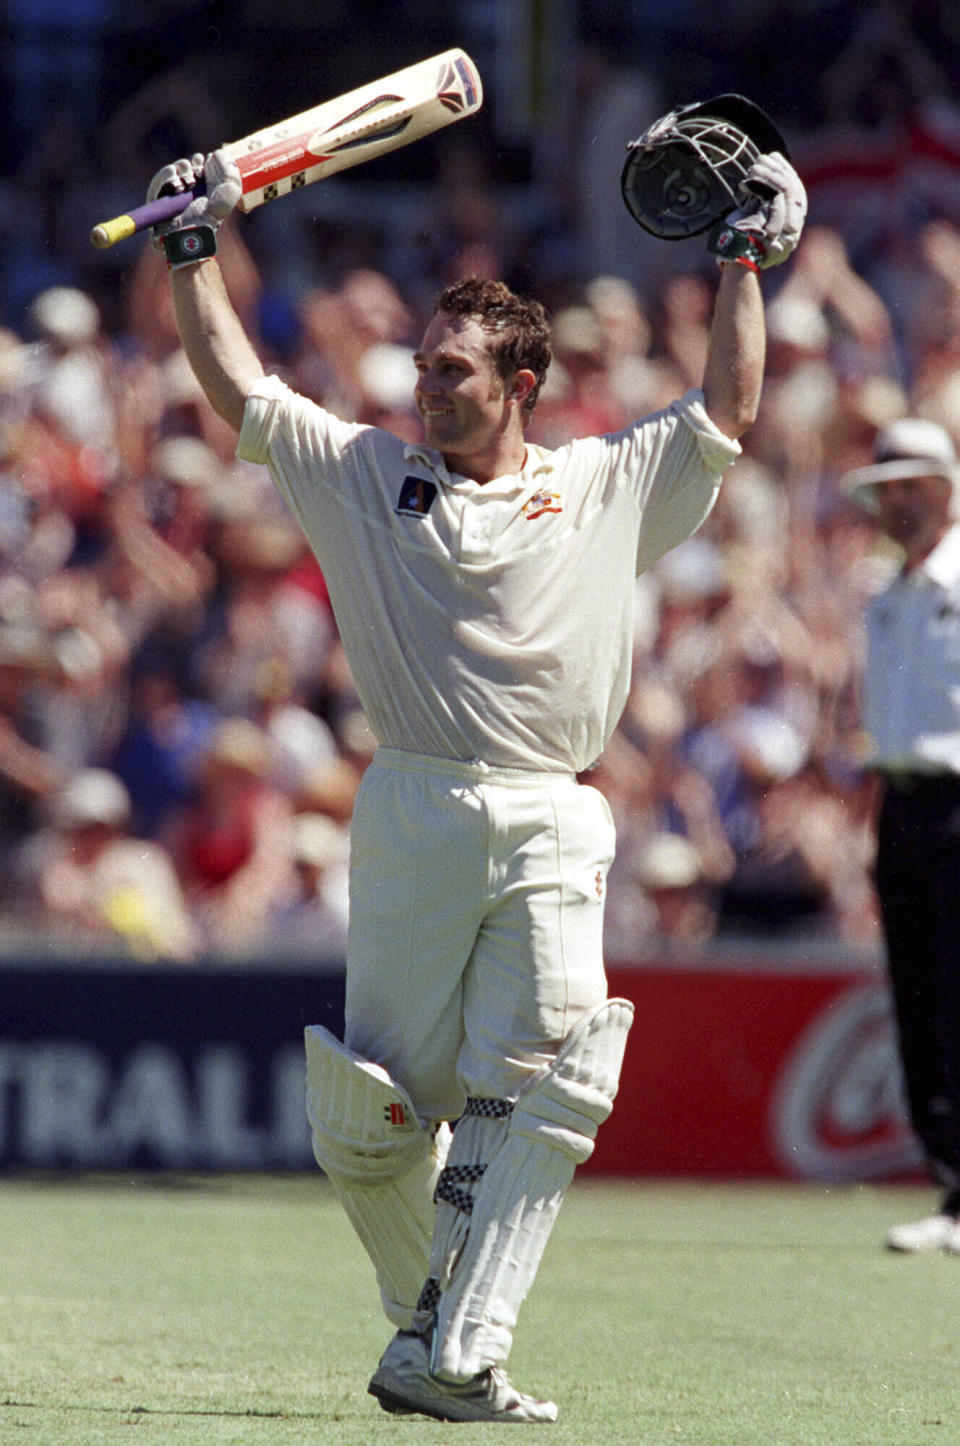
left=589, top=959, right=921, bottom=1181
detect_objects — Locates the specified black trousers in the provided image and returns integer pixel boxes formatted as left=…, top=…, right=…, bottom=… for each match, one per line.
left=875, top=774, right=960, bottom=1187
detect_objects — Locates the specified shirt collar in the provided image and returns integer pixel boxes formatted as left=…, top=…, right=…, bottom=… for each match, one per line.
left=403, top=440, right=555, bottom=488
left=917, top=523, right=960, bottom=589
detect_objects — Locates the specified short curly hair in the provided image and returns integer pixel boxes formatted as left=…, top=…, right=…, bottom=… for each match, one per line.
left=433, top=276, right=552, bottom=420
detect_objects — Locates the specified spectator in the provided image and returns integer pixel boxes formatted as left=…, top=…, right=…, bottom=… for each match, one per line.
left=23, top=766, right=199, bottom=961
left=26, top=286, right=117, bottom=455
left=528, top=304, right=625, bottom=445
left=110, top=656, right=220, bottom=837
left=292, top=268, right=416, bottom=419
left=0, top=621, right=64, bottom=872
left=250, top=655, right=338, bottom=803
left=197, top=497, right=331, bottom=717
left=162, top=717, right=293, bottom=952
left=634, top=830, right=716, bottom=946
left=263, top=809, right=350, bottom=957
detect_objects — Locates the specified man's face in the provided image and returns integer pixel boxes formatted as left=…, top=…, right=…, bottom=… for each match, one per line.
left=412, top=313, right=510, bottom=463
left=873, top=472, right=953, bottom=564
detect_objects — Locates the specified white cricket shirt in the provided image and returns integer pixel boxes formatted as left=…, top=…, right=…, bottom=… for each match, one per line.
left=237, top=374, right=739, bottom=773
left=864, top=523, right=960, bottom=774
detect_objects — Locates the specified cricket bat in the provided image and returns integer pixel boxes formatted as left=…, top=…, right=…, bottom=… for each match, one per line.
left=90, top=49, right=482, bottom=249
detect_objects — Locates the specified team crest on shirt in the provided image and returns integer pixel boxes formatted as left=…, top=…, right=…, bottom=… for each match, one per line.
left=523, top=489, right=562, bottom=520
left=396, top=475, right=438, bottom=517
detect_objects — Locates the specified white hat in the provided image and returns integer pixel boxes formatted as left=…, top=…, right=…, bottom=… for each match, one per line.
left=151, top=436, right=220, bottom=487
left=202, top=719, right=274, bottom=778
left=843, top=418, right=959, bottom=511
left=637, top=833, right=702, bottom=890
left=56, top=769, right=131, bottom=829
left=728, top=707, right=807, bottom=781
left=766, top=295, right=830, bottom=351
left=27, top=287, right=101, bottom=347
left=293, top=813, right=348, bottom=868
left=357, top=343, right=417, bottom=411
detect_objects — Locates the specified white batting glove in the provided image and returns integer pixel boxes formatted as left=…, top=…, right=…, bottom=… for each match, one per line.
left=725, top=151, right=808, bottom=268
left=146, top=150, right=241, bottom=249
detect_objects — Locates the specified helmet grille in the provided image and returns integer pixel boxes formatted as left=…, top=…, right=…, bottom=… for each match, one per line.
left=622, top=106, right=766, bottom=240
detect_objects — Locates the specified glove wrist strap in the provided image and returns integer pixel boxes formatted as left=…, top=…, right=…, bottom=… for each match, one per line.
left=161, top=224, right=218, bottom=269
left=707, top=222, right=765, bottom=273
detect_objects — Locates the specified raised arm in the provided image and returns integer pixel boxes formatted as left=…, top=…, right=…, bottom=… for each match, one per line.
left=171, top=260, right=263, bottom=433
left=701, top=150, right=807, bottom=441
left=702, top=264, right=765, bottom=440
left=148, top=151, right=263, bottom=433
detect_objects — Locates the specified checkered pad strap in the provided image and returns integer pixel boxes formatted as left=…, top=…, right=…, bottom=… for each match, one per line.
left=436, top=1163, right=485, bottom=1214
left=431, top=1000, right=635, bottom=1382
left=416, top=1276, right=441, bottom=1315
left=435, top=1099, right=513, bottom=1215
left=464, top=1097, right=514, bottom=1120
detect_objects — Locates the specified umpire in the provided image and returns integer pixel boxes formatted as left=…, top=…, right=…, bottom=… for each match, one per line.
left=846, top=418, right=960, bottom=1252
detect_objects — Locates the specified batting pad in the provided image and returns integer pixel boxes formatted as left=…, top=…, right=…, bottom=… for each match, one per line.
left=304, top=1024, right=450, bottom=1328
left=430, top=998, right=634, bottom=1383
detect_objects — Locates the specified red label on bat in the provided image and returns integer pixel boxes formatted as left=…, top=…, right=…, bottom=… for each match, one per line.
left=235, top=137, right=317, bottom=191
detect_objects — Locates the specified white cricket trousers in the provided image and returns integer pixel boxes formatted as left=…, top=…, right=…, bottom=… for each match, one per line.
left=344, top=748, right=616, bottom=1121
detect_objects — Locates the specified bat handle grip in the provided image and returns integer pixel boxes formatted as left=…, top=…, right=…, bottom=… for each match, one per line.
left=89, top=188, right=199, bottom=250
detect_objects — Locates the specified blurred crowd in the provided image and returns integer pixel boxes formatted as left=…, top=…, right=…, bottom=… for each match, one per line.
left=4, top=6, right=960, bottom=963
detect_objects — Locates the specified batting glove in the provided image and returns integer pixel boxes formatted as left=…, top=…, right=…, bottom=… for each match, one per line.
left=707, top=151, right=807, bottom=272
left=146, top=150, right=242, bottom=268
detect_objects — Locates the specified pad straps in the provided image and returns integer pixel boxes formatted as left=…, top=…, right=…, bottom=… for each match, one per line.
left=435, top=1098, right=514, bottom=1214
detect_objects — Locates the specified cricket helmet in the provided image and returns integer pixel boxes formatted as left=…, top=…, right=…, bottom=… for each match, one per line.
left=621, top=93, right=788, bottom=240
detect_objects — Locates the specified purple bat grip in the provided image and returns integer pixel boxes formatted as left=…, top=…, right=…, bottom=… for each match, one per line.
left=123, top=187, right=201, bottom=235
left=90, top=178, right=212, bottom=248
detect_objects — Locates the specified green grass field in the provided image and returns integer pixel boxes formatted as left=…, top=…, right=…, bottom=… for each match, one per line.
left=2, top=1175, right=959, bottom=1444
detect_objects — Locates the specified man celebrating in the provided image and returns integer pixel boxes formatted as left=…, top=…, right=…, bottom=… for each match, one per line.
left=845, top=419, right=960, bottom=1253
left=148, top=140, right=805, bottom=1421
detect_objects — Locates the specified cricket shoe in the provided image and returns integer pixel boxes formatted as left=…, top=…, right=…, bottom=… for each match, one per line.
left=368, top=1330, right=559, bottom=1423
left=886, top=1211, right=960, bottom=1253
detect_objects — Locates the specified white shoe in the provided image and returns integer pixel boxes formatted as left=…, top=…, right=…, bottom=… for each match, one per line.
left=887, top=1211, right=960, bottom=1253
left=368, top=1330, right=559, bottom=1424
